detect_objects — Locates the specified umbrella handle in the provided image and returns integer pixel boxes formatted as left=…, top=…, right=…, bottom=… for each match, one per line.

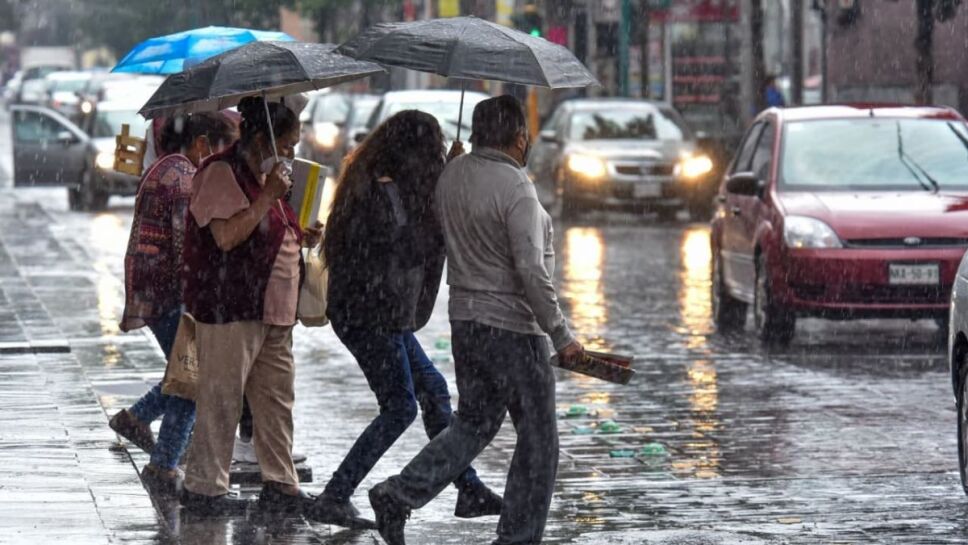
left=262, top=92, right=279, bottom=162
left=456, top=81, right=465, bottom=143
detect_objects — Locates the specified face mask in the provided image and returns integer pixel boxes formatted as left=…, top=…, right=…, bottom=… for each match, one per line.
left=259, top=155, right=293, bottom=177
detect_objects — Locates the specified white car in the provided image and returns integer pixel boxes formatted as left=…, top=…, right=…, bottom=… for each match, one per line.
left=948, top=250, right=968, bottom=495
left=364, top=89, right=491, bottom=149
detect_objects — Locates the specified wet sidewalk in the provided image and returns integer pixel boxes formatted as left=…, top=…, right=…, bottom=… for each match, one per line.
left=0, top=198, right=157, bottom=544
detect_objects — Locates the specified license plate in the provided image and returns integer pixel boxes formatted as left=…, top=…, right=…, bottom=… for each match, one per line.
left=888, top=263, right=940, bottom=285
left=633, top=183, right=661, bottom=198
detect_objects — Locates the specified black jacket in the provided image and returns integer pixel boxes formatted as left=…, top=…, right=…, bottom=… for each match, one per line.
left=326, top=178, right=444, bottom=332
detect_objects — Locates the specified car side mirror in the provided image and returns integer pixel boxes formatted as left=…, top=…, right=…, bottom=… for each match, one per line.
left=725, top=171, right=764, bottom=197
left=539, top=129, right=559, bottom=144
left=353, top=131, right=368, bottom=144
left=56, top=130, right=76, bottom=146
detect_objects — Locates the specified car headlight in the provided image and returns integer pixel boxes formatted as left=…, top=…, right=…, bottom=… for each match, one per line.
left=567, top=154, right=606, bottom=179
left=783, top=216, right=843, bottom=249
left=675, top=153, right=714, bottom=180
left=80, top=100, right=93, bottom=115
left=314, top=122, right=340, bottom=150
left=95, top=151, right=115, bottom=170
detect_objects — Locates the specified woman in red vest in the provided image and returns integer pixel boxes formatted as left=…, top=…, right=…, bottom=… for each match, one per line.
left=180, top=96, right=321, bottom=516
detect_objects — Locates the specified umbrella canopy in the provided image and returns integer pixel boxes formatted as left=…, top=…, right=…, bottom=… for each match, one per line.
left=336, top=16, right=598, bottom=89
left=113, top=26, right=295, bottom=75
left=139, top=41, right=384, bottom=119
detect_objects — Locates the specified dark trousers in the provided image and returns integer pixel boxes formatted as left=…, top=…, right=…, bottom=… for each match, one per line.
left=323, top=321, right=482, bottom=501
left=385, top=320, right=559, bottom=545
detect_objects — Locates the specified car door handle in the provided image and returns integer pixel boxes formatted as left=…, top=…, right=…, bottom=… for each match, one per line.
left=730, top=206, right=741, bottom=216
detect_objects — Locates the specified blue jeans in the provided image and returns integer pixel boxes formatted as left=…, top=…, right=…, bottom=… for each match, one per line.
left=323, top=322, right=482, bottom=501
left=129, top=308, right=196, bottom=470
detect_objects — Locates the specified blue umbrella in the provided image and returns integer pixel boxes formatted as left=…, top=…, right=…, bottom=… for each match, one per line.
left=112, top=26, right=295, bottom=74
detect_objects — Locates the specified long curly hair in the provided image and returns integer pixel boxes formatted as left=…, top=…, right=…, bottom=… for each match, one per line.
left=325, top=110, right=445, bottom=266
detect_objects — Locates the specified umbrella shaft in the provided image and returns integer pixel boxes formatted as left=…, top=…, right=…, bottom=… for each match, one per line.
left=263, top=94, right=279, bottom=162
left=457, top=81, right=465, bottom=142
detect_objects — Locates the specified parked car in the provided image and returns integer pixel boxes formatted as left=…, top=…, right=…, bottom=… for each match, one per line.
left=15, top=65, right=69, bottom=104
left=10, top=102, right=146, bottom=210
left=297, top=90, right=351, bottom=167
left=44, top=71, right=93, bottom=119
left=948, top=249, right=968, bottom=495
left=528, top=98, right=714, bottom=221
left=363, top=89, right=490, bottom=150
left=711, top=104, right=968, bottom=345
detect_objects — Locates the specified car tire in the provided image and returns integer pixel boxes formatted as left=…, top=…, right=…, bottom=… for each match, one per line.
left=656, top=206, right=680, bottom=223
left=754, top=253, right=795, bottom=345
left=712, top=251, right=747, bottom=332
left=957, top=353, right=968, bottom=496
left=69, top=170, right=108, bottom=212
left=551, top=170, right=577, bottom=221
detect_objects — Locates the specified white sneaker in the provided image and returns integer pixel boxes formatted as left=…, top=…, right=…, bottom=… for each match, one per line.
left=232, top=437, right=307, bottom=464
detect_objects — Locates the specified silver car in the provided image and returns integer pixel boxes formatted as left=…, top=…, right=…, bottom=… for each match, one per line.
left=528, top=98, right=714, bottom=221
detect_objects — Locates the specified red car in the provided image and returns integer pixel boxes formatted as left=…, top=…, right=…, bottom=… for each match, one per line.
left=711, top=104, right=968, bottom=344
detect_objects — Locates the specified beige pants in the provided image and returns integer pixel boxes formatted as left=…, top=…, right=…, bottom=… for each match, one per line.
left=184, top=321, right=298, bottom=496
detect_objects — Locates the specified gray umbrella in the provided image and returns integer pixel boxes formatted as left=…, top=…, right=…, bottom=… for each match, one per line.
left=337, top=16, right=598, bottom=139
left=139, top=41, right=385, bottom=158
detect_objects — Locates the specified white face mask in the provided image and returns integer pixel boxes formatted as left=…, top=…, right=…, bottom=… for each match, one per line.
left=259, top=155, right=293, bottom=177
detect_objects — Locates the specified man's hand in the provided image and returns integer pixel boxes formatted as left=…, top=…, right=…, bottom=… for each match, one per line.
left=557, top=340, right=584, bottom=365
left=447, top=140, right=465, bottom=162
left=303, top=221, right=324, bottom=248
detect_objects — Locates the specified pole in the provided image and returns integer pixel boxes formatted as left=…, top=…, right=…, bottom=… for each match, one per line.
left=618, top=0, right=631, bottom=97
left=456, top=80, right=465, bottom=142
left=820, top=2, right=828, bottom=103
left=262, top=93, right=278, bottom=162
left=791, top=0, right=804, bottom=105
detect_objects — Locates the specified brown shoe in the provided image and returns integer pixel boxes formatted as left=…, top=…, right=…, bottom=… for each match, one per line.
left=141, top=464, right=183, bottom=496
left=109, top=409, right=155, bottom=454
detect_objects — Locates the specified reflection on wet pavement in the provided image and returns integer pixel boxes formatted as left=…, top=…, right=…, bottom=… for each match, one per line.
left=4, top=189, right=967, bottom=544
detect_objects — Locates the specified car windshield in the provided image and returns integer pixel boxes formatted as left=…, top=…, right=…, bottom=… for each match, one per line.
left=50, top=78, right=89, bottom=93
left=569, top=108, right=689, bottom=141
left=92, top=109, right=147, bottom=139
left=312, top=94, right=351, bottom=124
left=380, top=97, right=487, bottom=138
left=347, top=97, right=379, bottom=130
left=780, top=118, right=968, bottom=191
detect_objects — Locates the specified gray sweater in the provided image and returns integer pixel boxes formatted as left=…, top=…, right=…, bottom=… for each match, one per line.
left=435, top=146, right=576, bottom=351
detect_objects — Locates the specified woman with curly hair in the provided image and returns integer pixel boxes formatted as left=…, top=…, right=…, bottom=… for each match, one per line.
left=309, top=110, right=502, bottom=528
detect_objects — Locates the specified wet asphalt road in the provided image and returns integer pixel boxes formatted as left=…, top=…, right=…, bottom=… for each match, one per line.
left=6, top=184, right=961, bottom=545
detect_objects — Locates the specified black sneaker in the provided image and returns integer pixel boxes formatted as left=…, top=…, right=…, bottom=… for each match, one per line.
left=109, top=409, right=155, bottom=454
left=257, top=483, right=315, bottom=515
left=308, top=493, right=377, bottom=529
left=180, top=488, right=252, bottom=516
left=369, top=482, right=410, bottom=545
left=454, top=482, right=503, bottom=518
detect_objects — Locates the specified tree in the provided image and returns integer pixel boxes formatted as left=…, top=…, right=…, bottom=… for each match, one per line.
left=915, top=0, right=960, bottom=105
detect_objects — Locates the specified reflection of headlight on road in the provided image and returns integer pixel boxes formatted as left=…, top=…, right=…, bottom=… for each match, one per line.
left=675, top=153, right=714, bottom=180
left=314, top=122, right=339, bottom=149
left=783, top=216, right=843, bottom=249
left=95, top=151, right=115, bottom=170
left=567, top=154, right=606, bottom=179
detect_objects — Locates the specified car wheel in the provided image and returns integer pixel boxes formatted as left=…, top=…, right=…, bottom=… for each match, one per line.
left=712, top=251, right=747, bottom=332
left=551, top=170, right=577, bottom=221
left=72, top=170, right=108, bottom=212
left=957, top=355, right=968, bottom=496
left=754, top=253, right=795, bottom=345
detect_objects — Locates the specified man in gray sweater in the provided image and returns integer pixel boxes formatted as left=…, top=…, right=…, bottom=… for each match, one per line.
left=369, top=95, right=584, bottom=545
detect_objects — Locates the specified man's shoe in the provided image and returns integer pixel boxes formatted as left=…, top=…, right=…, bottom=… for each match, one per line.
left=454, top=482, right=503, bottom=518
left=369, top=482, right=409, bottom=545
left=109, top=409, right=155, bottom=454
left=308, top=493, right=377, bottom=529
left=180, top=488, right=252, bottom=516
left=232, top=437, right=307, bottom=464
left=141, top=464, right=183, bottom=497
left=257, top=483, right=315, bottom=515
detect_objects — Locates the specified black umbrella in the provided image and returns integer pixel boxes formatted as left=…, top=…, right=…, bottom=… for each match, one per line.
left=140, top=41, right=384, bottom=159
left=337, top=16, right=598, bottom=140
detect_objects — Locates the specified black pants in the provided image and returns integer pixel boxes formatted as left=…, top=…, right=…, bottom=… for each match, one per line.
left=239, top=397, right=253, bottom=442
left=384, top=320, right=559, bottom=544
